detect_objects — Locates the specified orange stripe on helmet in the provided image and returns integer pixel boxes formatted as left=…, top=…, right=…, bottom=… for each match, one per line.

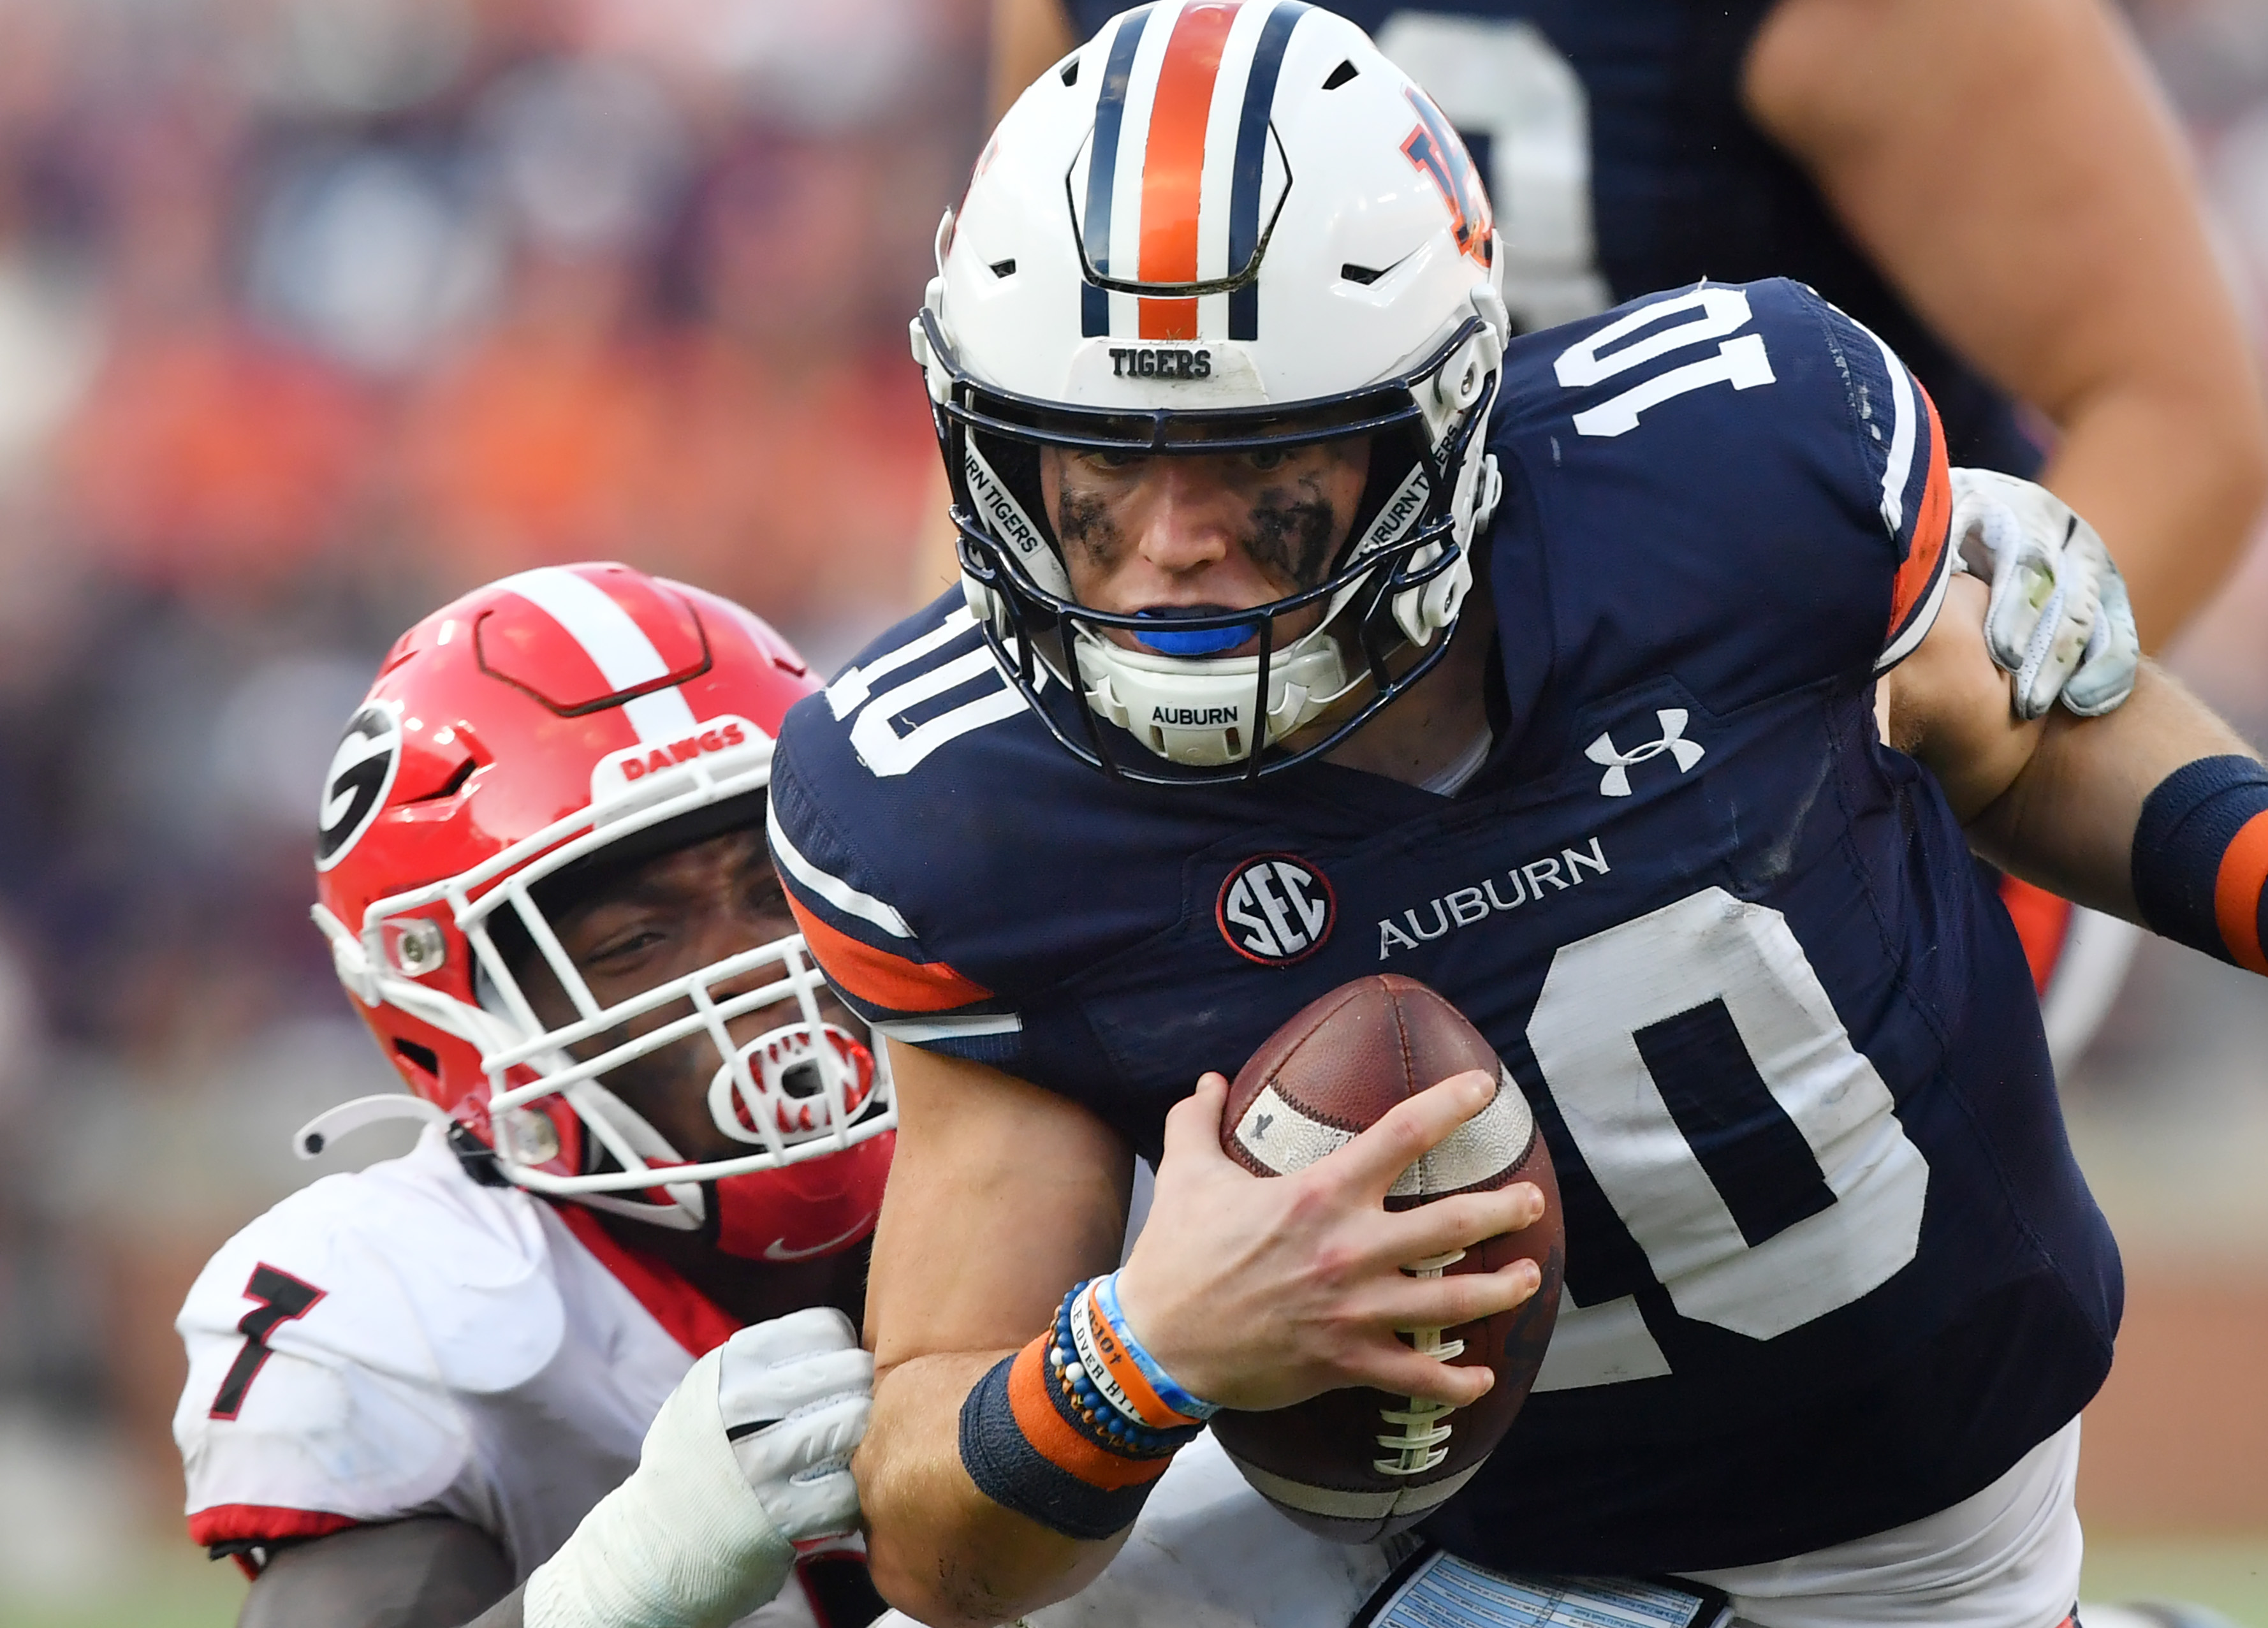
left=783, top=892, right=993, bottom=1013
left=2214, top=809, right=2268, bottom=974
left=1886, top=387, right=1952, bottom=639
left=1137, top=3, right=1240, bottom=341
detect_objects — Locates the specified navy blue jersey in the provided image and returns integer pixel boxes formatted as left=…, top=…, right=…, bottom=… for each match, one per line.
left=1062, top=0, right=2042, bottom=476
left=771, top=280, right=2118, bottom=1571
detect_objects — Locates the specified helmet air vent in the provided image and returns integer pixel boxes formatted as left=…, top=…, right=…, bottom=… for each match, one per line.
left=1341, top=263, right=1384, bottom=286
left=1060, top=56, right=1079, bottom=87
left=1323, top=60, right=1359, bottom=90
left=990, top=258, right=1017, bottom=279
left=409, top=755, right=478, bottom=803
left=474, top=569, right=711, bottom=715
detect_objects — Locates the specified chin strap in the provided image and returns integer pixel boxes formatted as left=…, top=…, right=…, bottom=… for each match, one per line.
left=554, top=1078, right=710, bottom=1231
left=293, top=1094, right=450, bottom=1160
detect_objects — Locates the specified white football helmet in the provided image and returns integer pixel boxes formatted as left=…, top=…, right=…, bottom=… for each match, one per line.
left=912, top=0, right=1509, bottom=781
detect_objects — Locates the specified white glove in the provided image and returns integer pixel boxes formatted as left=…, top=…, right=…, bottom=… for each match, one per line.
left=524, top=1307, right=874, bottom=1628
left=1948, top=467, right=2139, bottom=719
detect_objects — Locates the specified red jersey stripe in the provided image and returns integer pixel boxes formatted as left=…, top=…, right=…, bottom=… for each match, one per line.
left=2214, top=808, right=2268, bottom=974
left=1136, top=3, right=1240, bottom=340
left=786, top=892, right=994, bottom=1013
left=551, top=1200, right=740, bottom=1358
left=188, top=1503, right=360, bottom=1547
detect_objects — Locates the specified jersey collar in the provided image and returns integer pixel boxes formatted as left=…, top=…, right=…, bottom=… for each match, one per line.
left=551, top=1200, right=741, bottom=1358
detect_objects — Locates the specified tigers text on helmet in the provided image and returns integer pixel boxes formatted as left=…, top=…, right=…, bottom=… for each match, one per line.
left=307, top=563, right=893, bottom=1262
left=912, top=0, right=1508, bottom=783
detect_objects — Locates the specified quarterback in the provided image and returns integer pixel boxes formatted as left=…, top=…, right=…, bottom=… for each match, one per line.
left=768, top=9, right=2265, bottom=1628
left=970, top=0, right=2268, bottom=1079
left=172, top=565, right=894, bottom=1628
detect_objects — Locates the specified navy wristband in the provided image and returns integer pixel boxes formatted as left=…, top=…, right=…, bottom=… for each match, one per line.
left=956, top=1326, right=1194, bottom=1543
left=2132, top=755, right=2268, bottom=973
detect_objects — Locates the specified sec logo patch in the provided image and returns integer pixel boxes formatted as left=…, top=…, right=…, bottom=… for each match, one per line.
left=1217, top=855, right=1335, bottom=965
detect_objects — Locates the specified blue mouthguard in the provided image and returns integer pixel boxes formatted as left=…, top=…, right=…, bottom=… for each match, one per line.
left=1132, top=610, right=1251, bottom=657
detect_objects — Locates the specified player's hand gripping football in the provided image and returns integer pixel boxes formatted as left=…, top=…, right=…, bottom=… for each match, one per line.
left=523, top=1307, right=870, bottom=1628
left=1111, top=1069, right=1547, bottom=1413
left=1950, top=466, right=2140, bottom=720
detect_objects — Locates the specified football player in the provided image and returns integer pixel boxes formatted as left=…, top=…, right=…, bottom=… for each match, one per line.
left=770, top=13, right=2268, bottom=1628
left=990, top=0, right=2264, bottom=649
left=977, top=0, right=2268, bottom=1070
left=172, top=564, right=896, bottom=1628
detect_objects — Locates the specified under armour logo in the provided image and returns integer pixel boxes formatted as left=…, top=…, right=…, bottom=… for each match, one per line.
left=1585, top=709, right=1705, bottom=797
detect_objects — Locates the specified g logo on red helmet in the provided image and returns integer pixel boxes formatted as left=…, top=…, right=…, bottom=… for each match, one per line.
left=316, top=701, right=403, bottom=871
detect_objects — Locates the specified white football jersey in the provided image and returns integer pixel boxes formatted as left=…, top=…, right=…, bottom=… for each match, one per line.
left=173, top=1124, right=844, bottom=1627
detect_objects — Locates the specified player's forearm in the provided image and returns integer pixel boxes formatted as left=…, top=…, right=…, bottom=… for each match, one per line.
left=1750, top=0, right=2268, bottom=650
left=2037, top=386, right=2268, bottom=650
left=860, top=1350, right=1126, bottom=1628
left=1966, top=662, right=2262, bottom=917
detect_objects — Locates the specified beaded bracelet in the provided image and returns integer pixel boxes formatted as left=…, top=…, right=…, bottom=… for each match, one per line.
left=1053, top=1275, right=1220, bottom=1444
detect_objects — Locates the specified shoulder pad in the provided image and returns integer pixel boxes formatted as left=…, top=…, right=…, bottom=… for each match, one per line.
left=175, top=1128, right=566, bottom=1398
left=1492, top=278, right=1952, bottom=687
left=771, top=599, right=1043, bottom=1060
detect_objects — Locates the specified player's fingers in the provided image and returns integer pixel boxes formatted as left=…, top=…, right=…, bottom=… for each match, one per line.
left=722, top=1306, right=860, bottom=1367
left=738, top=1397, right=870, bottom=1541
left=723, top=1347, right=875, bottom=1426
left=1379, top=1255, right=1545, bottom=1333
left=779, top=1458, right=863, bottom=1543
left=1369, top=1184, right=1546, bottom=1268
left=732, top=1390, right=874, bottom=1481
left=1159, top=1071, right=1235, bottom=1173
left=1321, top=1069, right=1497, bottom=1200
left=1981, top=536, right=2055, bottom=686
left=2019, top=552, right=2100, bottom=720
left=2062, top=544, right=2139, bottom=717
left=1344, top=1340, right=1498, bottom=1409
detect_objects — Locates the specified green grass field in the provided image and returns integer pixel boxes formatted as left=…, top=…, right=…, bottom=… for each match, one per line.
left=2079, top=1539, right=2268, bottom=1625
left=1, top=1536, right=2263, bottom=1628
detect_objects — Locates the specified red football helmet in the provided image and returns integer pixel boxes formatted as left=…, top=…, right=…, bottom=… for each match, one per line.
left=307, top=562, right=892, bottom=1261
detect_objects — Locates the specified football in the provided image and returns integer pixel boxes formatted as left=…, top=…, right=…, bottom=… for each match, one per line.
left=1209, top=974, right=1563, bottom=1543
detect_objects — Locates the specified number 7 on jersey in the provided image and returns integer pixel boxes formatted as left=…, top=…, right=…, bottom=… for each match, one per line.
left=209, top=1264, right=326, bottom=1421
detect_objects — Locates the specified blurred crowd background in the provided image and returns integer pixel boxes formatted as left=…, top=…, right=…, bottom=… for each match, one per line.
left=0, top=0, right=979, bottom=1608
left=0, top=0, right=2262, bottom=1620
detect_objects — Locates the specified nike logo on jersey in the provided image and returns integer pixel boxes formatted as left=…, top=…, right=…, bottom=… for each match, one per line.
left=761, top=1220, right=873, bottom=1263
left=1377, top=838, right=1612, bottom=960
left=1585, top=708, right=1705, bottom=797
